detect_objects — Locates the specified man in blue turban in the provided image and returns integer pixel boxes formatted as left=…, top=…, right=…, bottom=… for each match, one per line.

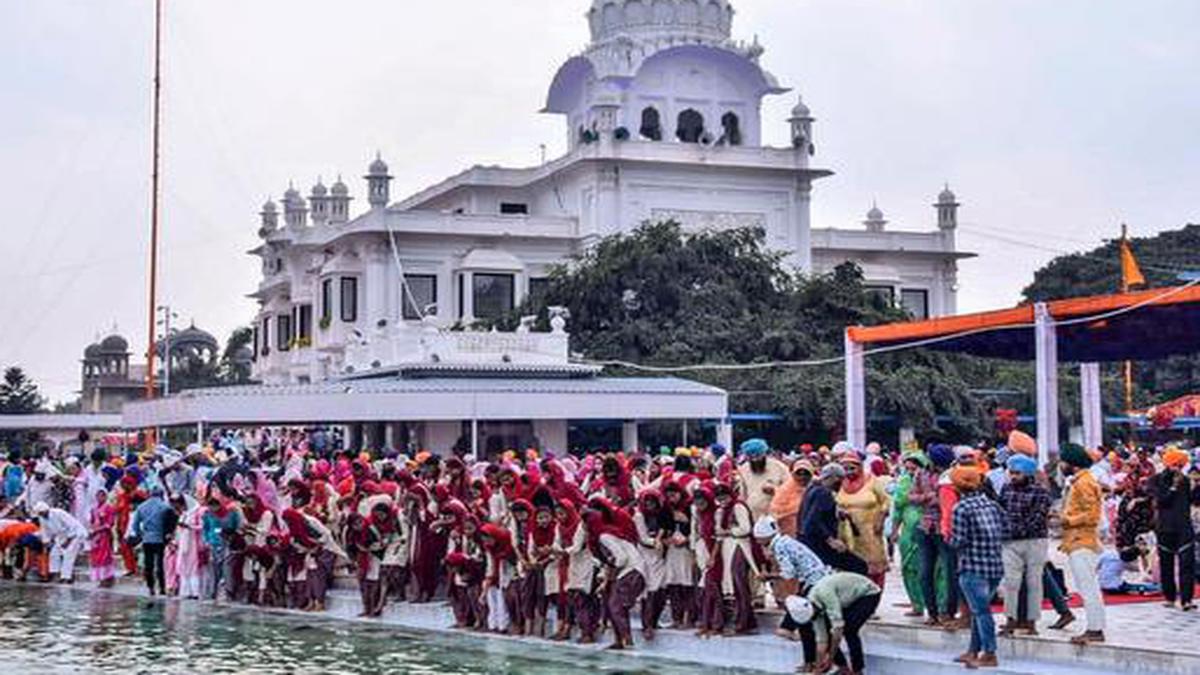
left=738, top=438, right=788, bottom=522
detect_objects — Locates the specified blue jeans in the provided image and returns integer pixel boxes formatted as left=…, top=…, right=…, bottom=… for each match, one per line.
left=958, top=573, right=1001, bottom=655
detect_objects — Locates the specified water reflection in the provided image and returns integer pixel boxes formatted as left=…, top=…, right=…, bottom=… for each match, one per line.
left=0, top=585, right=752, bottom=675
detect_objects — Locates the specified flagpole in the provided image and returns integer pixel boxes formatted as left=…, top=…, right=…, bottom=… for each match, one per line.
left=1120, top=223, right=1133, bottom=413
left=144, top=0, right=164, bottom=451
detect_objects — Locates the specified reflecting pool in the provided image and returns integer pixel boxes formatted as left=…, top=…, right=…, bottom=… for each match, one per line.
left=0, top=584, right=757, bottom=674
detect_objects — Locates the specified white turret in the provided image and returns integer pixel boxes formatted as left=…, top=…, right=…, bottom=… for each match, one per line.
left=788, top=95, right=815, bottom=155
left=365, top=154, right=392, bottom=209
left=310, top=179, right=330, bottom=226
left=329, top=175, right=352, bottom=224
left=936, top=184, right=959, bottom=231
left=864, top=202, right=887, bottom=232
left=258, top=198, right=278, bottom=237
left=282, top=183, right=307, bottom=228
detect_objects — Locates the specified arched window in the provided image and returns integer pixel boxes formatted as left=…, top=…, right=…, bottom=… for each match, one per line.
left=719, top=111, right=742, bottom=146
left=676, top=109, right=705, bottom=143
left=640, top=107, right=662, bottom=141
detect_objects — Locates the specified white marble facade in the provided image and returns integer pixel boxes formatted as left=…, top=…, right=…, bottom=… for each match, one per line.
left=249, top=0, right=973, bottom=385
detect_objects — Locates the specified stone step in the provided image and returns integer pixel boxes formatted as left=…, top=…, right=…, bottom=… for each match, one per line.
left=63, top=575, right=1181, bottom=675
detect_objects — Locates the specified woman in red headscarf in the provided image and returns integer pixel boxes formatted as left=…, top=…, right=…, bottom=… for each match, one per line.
left=662, top=479, right=696, bottom=628
left=373, top=500, right=410, bottom=605
left=404, top=484, right=442, bottom=603
left=346, top=512, right=385, bottom=617
left=446, top=514, right=484, bottom=629
left=505, top=498, right=534, bottom=635
left=551, top=498, right=597, bottom=643
left=691, top=483, right=724, bottom=636
left=526, top=499, right=558, bottom=638
left=633, top=488, right=669, bottom=638
left=584, top=497, right=646, bottom=650
left=479, top=522, right=517, bottom=632
left=281, top=507, right=320, bottom=610
left=114, top=474, right=143, bottom=576
left=240, top=494, right=277, bottom=605
left=542, top=459, right=586, bottom=507
left=714, top=481, right=757, bottom=635
left=468, top=478, right=493, bottom=524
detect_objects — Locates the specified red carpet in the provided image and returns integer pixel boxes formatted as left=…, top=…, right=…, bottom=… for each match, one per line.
left=987, top=586, right=1200, bottom=611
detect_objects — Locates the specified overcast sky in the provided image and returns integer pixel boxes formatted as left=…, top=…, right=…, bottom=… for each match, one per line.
left=2, top=0, right=1199, bottom=403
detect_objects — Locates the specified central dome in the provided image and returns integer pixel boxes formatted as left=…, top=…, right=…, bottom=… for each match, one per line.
left=588, top=0, right=734, bottom=43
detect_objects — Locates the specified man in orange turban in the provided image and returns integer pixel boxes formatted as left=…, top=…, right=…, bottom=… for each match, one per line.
left=1153, top=447, right=1195, bottom=610
left=1007, top=431, right=1037, bottom=458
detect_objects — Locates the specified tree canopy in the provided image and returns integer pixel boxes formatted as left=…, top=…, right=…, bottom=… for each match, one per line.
left=506, top=221, right=988, bottom=445
left=1023, top=223, right=1200, bottom=411
left=0, top=367, right=45, bottom=415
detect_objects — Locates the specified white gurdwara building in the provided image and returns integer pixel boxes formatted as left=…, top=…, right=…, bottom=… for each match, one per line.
left=249, top=0, right=973, bottom=387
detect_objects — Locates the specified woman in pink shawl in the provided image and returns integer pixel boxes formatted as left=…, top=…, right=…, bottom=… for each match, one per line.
left=88, top=488, right=117, bottom=587
left=174, top=497, right=209, bottom=599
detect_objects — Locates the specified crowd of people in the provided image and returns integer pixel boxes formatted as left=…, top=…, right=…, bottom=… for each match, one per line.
left=1, top=428, right=1198, bottom=673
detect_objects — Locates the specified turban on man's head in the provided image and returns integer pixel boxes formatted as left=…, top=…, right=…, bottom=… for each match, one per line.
left=1007, top=455, right=1038, bottom=477
left=950, top=466, right=983, bottom=492
left=740, top=438, right=769, bottom=459
left=928, top=444, right=955, bottom=469
left=1008, top=430, right=1038, bottom=458
left=1163, top=448, right=1190, bottom=470
left=1059, top=443, right=1093, bottom=470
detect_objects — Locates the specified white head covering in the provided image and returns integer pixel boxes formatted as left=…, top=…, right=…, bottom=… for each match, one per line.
left=33, top=501, right=50, bottom=516
left=785, top=596, right=815, bottom=625
left=753, top=515, right=779, bottom=540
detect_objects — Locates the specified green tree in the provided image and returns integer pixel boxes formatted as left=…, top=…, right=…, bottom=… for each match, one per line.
left=219, top=326, right=255, bottom=385
left=506, top=221, right=987, bottom=443
left=1022, top=223, right=1200, bottom=411
left=0, top=366, right=46, bottom=450
left=0, top=367, right=45, bottom=414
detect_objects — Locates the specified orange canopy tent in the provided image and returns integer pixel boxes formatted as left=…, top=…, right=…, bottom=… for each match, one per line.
left=843, top=284, right=1200, bottom=463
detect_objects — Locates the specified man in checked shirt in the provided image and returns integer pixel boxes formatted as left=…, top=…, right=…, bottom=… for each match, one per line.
left=997, top=454, right=1053, bottom=636
left=949, top=465, right=1008, bottom=670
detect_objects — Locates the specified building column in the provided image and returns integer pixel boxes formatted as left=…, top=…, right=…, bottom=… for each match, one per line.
left=622, top=420, right=639, bottom=454
left=470, top=419, right=479, bottom=457
left=384, top=423, right=397, bottom=451
left=363, top=243, right=390, bottom=325
left=1034, top=303, right=1059, bottom=467
left=461, top=272, right=475, bottom=323
left=196, top=422, right=204, bottom=444
left=717, top=419, right=734, bottom=453
left=1080, top=362, right=1103, bottom=451
left=844, top=329, right=867, bottom=450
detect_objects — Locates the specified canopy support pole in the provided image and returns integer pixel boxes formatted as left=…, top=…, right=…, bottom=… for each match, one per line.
left=622, top=420, right=639, bottom=454
left=717, top=419, right=733, bottom=454
left=1080, top=362, right=1103, bottom=451
left=1034, top=303, right=1059, bottom=467
left=845, top=329, right=867, bottom=449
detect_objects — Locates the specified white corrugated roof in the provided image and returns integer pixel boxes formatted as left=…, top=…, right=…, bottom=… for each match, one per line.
left=122, top=376, right=727, bottom=427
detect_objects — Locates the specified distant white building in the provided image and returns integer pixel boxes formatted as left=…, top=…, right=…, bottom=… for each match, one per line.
left=249, top=0, right=973, bottom=387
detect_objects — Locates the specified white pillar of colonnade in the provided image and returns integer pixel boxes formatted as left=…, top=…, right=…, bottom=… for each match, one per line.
left=1080, top=362, right=1103, bottom=453
left=844, top=301, right=1104, bottom=468
left=1033, top=303, right=1059, bottom=468
left=844, top=331, right=867, bottom=450
left=716, top=419, right=734, bottom=454
left=622, top=420, right=639, bottom=454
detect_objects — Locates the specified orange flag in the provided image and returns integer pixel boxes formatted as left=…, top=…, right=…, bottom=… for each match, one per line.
left=1120, top=237, right=1145, bottom=290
